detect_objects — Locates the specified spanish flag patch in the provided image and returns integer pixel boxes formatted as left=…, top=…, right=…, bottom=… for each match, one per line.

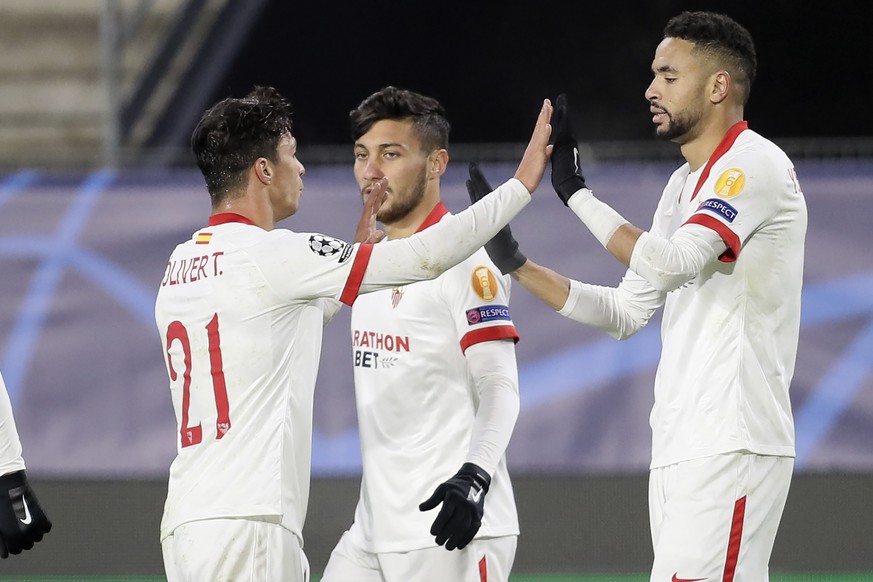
left=196, top=232, right=212, bottom=245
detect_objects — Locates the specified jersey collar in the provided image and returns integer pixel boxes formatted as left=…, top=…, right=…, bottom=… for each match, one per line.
left=690, top=121, right=748, bottom=201
left=414, top=202, right=449, bottom=233
left=207, top=212, right=257, bottom=227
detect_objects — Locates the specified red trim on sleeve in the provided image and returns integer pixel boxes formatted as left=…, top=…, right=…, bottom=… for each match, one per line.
left=339, top=243, right=374, bottom=306
left=207, top=212, right=257, bottom=227
left=684, top=214, right=741, bottom=263
left=690, top=121, right=748, bottom=202
left=722, top=496, right=747, bottom=582
left=478, top=556, right=488, bottom=582
left=459, top=325, right=519, bottom=353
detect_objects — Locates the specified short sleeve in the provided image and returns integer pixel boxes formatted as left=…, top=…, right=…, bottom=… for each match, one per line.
left=683, top=148, right=791, bottom=262
left=253, top=230, right=367, bottom=302
left=437, top=251, right=519, bottom=354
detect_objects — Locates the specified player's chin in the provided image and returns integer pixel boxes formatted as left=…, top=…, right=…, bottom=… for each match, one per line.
left=280, top=199, right=300, bottom=220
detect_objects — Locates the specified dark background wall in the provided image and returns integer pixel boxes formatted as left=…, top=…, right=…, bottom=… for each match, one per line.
left=208, top=0, right=873, bottom=147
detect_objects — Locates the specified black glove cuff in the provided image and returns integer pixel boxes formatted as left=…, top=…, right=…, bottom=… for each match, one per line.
left=555, top=176, right=587, bottom=206
left=500, top=249, right=527, bottom=275
left=487, top=239, right=527, bottom=275
left=458, top=462, right=491, bottom=494
left=0, top=470, right=27, bottom=491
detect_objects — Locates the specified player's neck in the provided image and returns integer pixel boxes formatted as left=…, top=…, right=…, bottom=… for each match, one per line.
left=211, top=191, right=276, bottom=231
left=384, top=192, right=442, bottom=241
left=681, top=110, right=744, bottom=171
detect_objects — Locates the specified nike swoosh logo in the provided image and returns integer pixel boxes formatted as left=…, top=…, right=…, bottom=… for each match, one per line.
left=672, top=574, right=705, bottom=582
left=19, top=497, right=32, bottom=525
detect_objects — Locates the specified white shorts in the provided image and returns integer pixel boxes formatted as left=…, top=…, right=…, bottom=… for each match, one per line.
left=321, top=530, right=517, bottom=582
left=162, top=518, right=310, bottom=582
left=648, top=452, right=793, bottom=581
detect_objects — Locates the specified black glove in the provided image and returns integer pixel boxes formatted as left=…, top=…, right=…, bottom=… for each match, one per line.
left=550, top=93, right=588, bottom=205
left=0, top=470, right=51, bottom=558
left=419, top=462, right=491, bottom=551
left=465, top=163, right=527, bottom=275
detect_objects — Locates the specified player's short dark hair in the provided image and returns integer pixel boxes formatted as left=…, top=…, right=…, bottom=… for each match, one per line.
left=664, top=11, right=757, bottom=104
left=191, top=86, right=294, bottom=204
left=350, top=86, right=450, bottom=154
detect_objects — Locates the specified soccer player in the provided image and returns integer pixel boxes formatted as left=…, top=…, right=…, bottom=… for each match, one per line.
left=468, top=12, right=807, bottom=580
left=155, top=86, right=552, bottom=582
left=0, top=370, right=52, bottom=558
left=321, top=87, right=521, bottom=582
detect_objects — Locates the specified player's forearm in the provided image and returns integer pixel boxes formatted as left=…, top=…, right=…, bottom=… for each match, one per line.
left=559, top=276, right=663, bottom=340
left=629, top=225, right=726, bottom=292
left=464, top=341, right=520, bottom=476
left=360, top=179, right=530, bottom=290
left=566, top=188, right=635, bottom=264
left=511, top=259, right=572, bottom=311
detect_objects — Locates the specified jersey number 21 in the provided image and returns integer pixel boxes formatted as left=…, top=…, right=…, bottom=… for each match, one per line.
left=165, top=313, right=231, bottom=447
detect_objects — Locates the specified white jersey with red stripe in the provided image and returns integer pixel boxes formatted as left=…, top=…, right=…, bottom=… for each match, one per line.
left=154, top=178, right=532, bottom=544
left=649, top=122, right=806, bottom=468
left=155, top=213, right=370, bottom=541
left=347, top=204, right=520, bottom=554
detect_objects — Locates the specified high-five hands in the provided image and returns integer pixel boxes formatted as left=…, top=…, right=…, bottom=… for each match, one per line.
left=550, top=94, right=589, bottom=205
left=466, top=163, right=527, bottom=274
left=0, top=470, right=51, bottom=558
left=419, top=463, right=491, bottom=551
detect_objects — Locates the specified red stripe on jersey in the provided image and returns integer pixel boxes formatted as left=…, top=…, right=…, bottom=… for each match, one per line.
left=690, top=121, right=748, bottom=202
left=460, top=325, right=519, bottom=353
left=722, top=496, right=747, bottom=582
left=684, top=213, right=741, bottom=263
left=207, top=212, right=257, bottom=226
left=340, top=243, right=374, bottom=306
left=479, top=555, right=488, bottom=582
left=416, top=202, right=449, bottom=232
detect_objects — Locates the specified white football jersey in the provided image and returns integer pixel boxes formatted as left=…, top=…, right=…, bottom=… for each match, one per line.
left=155, top=213, right=364, bottom=541
left=649, top=123, right=807, bottom=468
left=0, top=370, right=25, bottom=476
left=347, top=204, right=520, bottom=554
left=154, top=178, right=533, bottom=542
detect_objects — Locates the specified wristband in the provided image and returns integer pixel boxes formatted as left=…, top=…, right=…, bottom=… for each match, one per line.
left=566, top=188, right=629, bottom=248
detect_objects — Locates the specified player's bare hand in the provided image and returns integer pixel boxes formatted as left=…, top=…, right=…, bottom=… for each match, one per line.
left=513, top=99, right=554, bottom=194
left=354, top=177, right=388, bottom=244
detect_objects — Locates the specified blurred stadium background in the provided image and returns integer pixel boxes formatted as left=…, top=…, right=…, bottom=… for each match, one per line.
left=1, top=0, right=871, bottom=579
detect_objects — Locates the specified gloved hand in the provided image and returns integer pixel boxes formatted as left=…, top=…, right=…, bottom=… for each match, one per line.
left=550, top=93, right=588, bottom=205
left=465, top=163, right=527, bottom=275
left=419, top=462, right=491, bottom=551
left=0, top=470, right=52, bottom=558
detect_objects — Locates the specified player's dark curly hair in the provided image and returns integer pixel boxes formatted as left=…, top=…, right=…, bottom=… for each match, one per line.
left=191, top=86, right=294, bottom=204
left=350, top=86, right=450, bottom=154
left=664, top=11, right=757, bottom=105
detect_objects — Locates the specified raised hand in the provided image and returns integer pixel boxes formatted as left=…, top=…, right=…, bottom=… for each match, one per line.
left=513, top=99, right=554, bottom=193
left=550, top=94, right=588, bottom=205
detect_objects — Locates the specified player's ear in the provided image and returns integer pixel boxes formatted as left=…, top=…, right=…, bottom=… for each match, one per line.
left=254, top=157, right=272, bottom=185
left=428, top=149, right=449, bottom=178
left=711, top=70, right=730, bottom=105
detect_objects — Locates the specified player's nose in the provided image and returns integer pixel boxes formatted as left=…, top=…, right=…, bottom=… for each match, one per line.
left=363, top=159, right=384, bottom=180
left=644, top=80, right=659, bottom=102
